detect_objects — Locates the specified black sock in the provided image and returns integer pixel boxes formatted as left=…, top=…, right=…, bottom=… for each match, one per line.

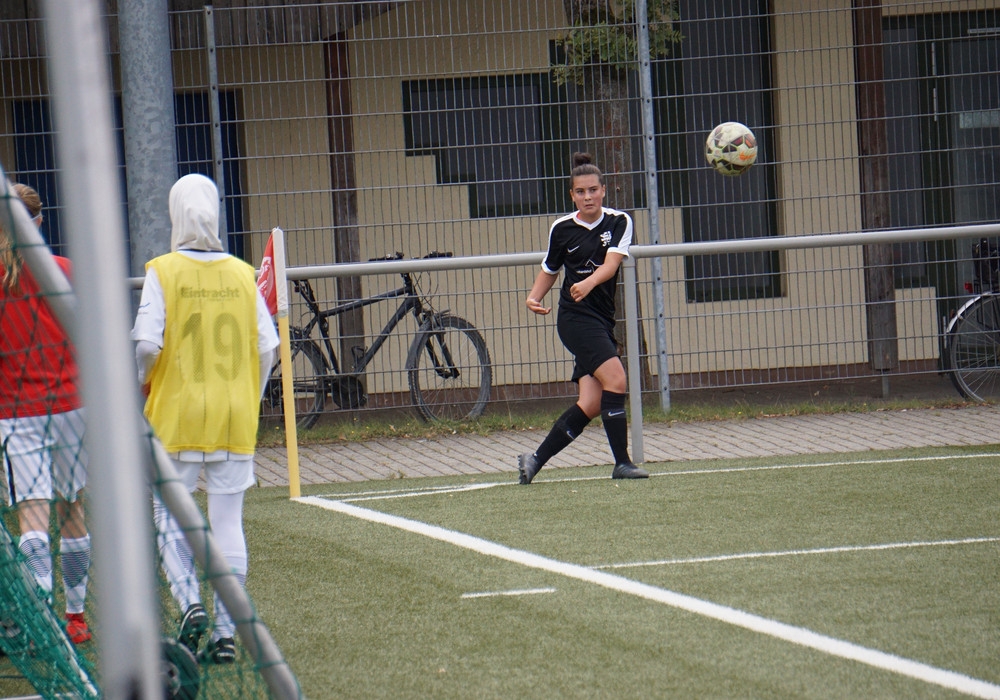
left=534, top=404, right=591, bottom=466
left=601, top=391, right=630, bottom=465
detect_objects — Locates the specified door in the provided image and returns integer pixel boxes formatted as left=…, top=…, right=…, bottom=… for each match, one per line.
left=884, top=10, right=1000, bottom=312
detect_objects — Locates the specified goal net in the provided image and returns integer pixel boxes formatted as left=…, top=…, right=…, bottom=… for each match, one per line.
left=0, top=175, right=299, bottom=698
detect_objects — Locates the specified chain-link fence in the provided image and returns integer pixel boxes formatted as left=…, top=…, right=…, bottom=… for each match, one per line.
left=2, top=1, right=998, bottom=425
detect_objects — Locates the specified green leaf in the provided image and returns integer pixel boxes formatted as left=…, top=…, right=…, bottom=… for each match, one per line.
left=552, top=0, right=682, bottom=87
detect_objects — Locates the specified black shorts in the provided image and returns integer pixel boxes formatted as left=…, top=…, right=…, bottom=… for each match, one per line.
left=557, top=311, right=620, bottom=382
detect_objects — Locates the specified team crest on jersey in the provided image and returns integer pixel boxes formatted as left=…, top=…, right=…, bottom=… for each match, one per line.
left=600, top=231, right=612, bottom=246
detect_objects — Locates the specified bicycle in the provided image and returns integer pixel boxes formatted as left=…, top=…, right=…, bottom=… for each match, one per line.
left=944, top=237, right=1000, bottom=402
left=260, top=251, right=492, bottom=429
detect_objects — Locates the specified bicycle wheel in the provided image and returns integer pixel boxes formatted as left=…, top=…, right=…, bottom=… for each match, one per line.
left=947, top=293, right=1000, bottom=402
left=406, top=314, right=492, bottom=422
left=260, top=333, right=328, bottom=430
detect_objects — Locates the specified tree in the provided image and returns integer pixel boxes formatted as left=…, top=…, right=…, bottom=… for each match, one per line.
left=853, top=0, right=898, bottom=382
left=555, top=1, right=681, bottom=393
left=554, top=0, right=681, bottom=210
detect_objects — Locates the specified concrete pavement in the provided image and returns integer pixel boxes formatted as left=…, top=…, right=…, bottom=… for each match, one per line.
left=253, top=404, right=999, bottom=487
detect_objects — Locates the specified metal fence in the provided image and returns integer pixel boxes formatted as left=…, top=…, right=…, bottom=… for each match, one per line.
left=10, top=2, right=999, bottom=694
left=267, top=221, right=999, bottom=448
left=2, top=1, right=999, bottom=422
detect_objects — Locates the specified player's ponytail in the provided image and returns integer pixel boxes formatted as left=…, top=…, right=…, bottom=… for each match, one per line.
left=0, top=225, right=23, bottom=295
left=570, top=152, right=603, bottom=185
left=1, top=184, right=42, bottom=295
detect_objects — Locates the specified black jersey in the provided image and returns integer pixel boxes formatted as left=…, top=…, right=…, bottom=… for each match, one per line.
left=541, top=207, right=633, bottom=325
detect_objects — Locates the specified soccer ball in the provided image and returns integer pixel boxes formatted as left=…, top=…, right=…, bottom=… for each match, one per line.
left=705, top=121, right=758, bottom=176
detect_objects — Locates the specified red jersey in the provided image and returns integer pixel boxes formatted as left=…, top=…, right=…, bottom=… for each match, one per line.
left=0, top=257, right=80, bottom=418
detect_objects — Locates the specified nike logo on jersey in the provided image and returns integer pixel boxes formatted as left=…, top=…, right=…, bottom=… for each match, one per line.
left=568, top=245, right=580, bottom=253
left=607, top=410, right=625, bottom=417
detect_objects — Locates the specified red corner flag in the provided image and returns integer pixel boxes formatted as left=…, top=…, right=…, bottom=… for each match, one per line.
left=257, top=233, right=278, bottom=316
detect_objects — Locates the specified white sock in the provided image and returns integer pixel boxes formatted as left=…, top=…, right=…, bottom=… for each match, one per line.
left=60, top=535, right=91, bottom=615
left=154, top=498, right=200, bottom=610
left=18, top=530, right=52, bottom=595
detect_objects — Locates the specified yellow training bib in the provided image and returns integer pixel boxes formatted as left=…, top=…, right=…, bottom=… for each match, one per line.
left=145, top=253, right=260, bottom=454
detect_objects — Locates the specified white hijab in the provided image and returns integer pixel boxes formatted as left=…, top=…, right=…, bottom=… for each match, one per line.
left=168, top=173, right=223, bottom=252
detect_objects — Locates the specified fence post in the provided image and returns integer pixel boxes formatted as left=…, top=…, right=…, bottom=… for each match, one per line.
left=204, top=5, right=229, bottom=248
left=635, top=0, right=671, bottom=411
left=622, top=256, right=644, bottom=463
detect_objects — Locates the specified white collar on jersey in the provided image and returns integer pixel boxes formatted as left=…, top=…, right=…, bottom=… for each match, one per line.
left=573, top=210, right=606, bottom=230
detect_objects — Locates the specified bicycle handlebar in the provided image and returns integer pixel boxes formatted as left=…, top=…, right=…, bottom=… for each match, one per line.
left=295, top=252, right=456, bottom=306
left=366, top=251, right=453, bottom=262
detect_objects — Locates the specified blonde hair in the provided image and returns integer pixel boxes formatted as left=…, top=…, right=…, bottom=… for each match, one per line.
left=1, top=183, right=43, bottom=294
left=13, top=183, right=42, bottom=220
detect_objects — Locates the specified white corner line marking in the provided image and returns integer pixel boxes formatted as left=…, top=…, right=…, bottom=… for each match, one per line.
left=635, top=452, right=1000, bottom=484
left=595, top=537, right=1000, bottom=570
left=461, top=587, right=556, bottom=599
left=296, top=495, right=1000, bottom=700
left=310, top=452, right=1000, bottom=502
left=341, top=482, right=502, bottom=503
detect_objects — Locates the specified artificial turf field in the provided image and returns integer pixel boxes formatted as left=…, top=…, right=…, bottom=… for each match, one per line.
left=241, top=444, right=1000, bottom=699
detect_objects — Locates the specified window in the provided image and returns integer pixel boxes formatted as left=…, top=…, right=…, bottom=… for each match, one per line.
left=655, top=0, right=780, bottom=302
left=12, top=91, right=246, bottom=260
left=175, top=91, right=247, bottom=260
left=403, top=75, right=569, bottom=218
left=13, top=100, right=67, bottom=253
left=884, top=10, right=1000, bottom=291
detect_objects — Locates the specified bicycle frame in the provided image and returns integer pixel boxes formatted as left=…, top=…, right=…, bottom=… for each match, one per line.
left=295, top=273, right=427, bottom=376
left=267, top=251, right=491, bottom=426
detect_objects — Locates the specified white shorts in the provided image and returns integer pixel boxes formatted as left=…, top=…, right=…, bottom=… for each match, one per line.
left=1, top=409, right=87, bottom=504
left=169, top=454, right=255, bottom=495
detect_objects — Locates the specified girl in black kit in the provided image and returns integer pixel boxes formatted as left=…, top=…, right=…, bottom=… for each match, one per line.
left=518, top=153, right=648, bottom=484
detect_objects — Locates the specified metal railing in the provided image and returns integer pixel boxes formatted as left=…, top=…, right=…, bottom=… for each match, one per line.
left=247, top=221, right=1000, bottom=461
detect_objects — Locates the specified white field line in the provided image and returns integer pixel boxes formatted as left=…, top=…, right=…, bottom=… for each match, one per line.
left=461, top=587, right=556, bottom=599
left=337, top=482, right=503, bottom=503
left=297, top=495, right=1000, bottom=700
left=648, top=452, right=1000, bottom=480
left=315, top=452, right=1000, bottom=503
left=595, top=537, right=1000, bottom=569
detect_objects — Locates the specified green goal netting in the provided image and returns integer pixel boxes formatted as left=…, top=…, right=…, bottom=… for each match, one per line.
left=0, top=181, right=300, bottom=699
